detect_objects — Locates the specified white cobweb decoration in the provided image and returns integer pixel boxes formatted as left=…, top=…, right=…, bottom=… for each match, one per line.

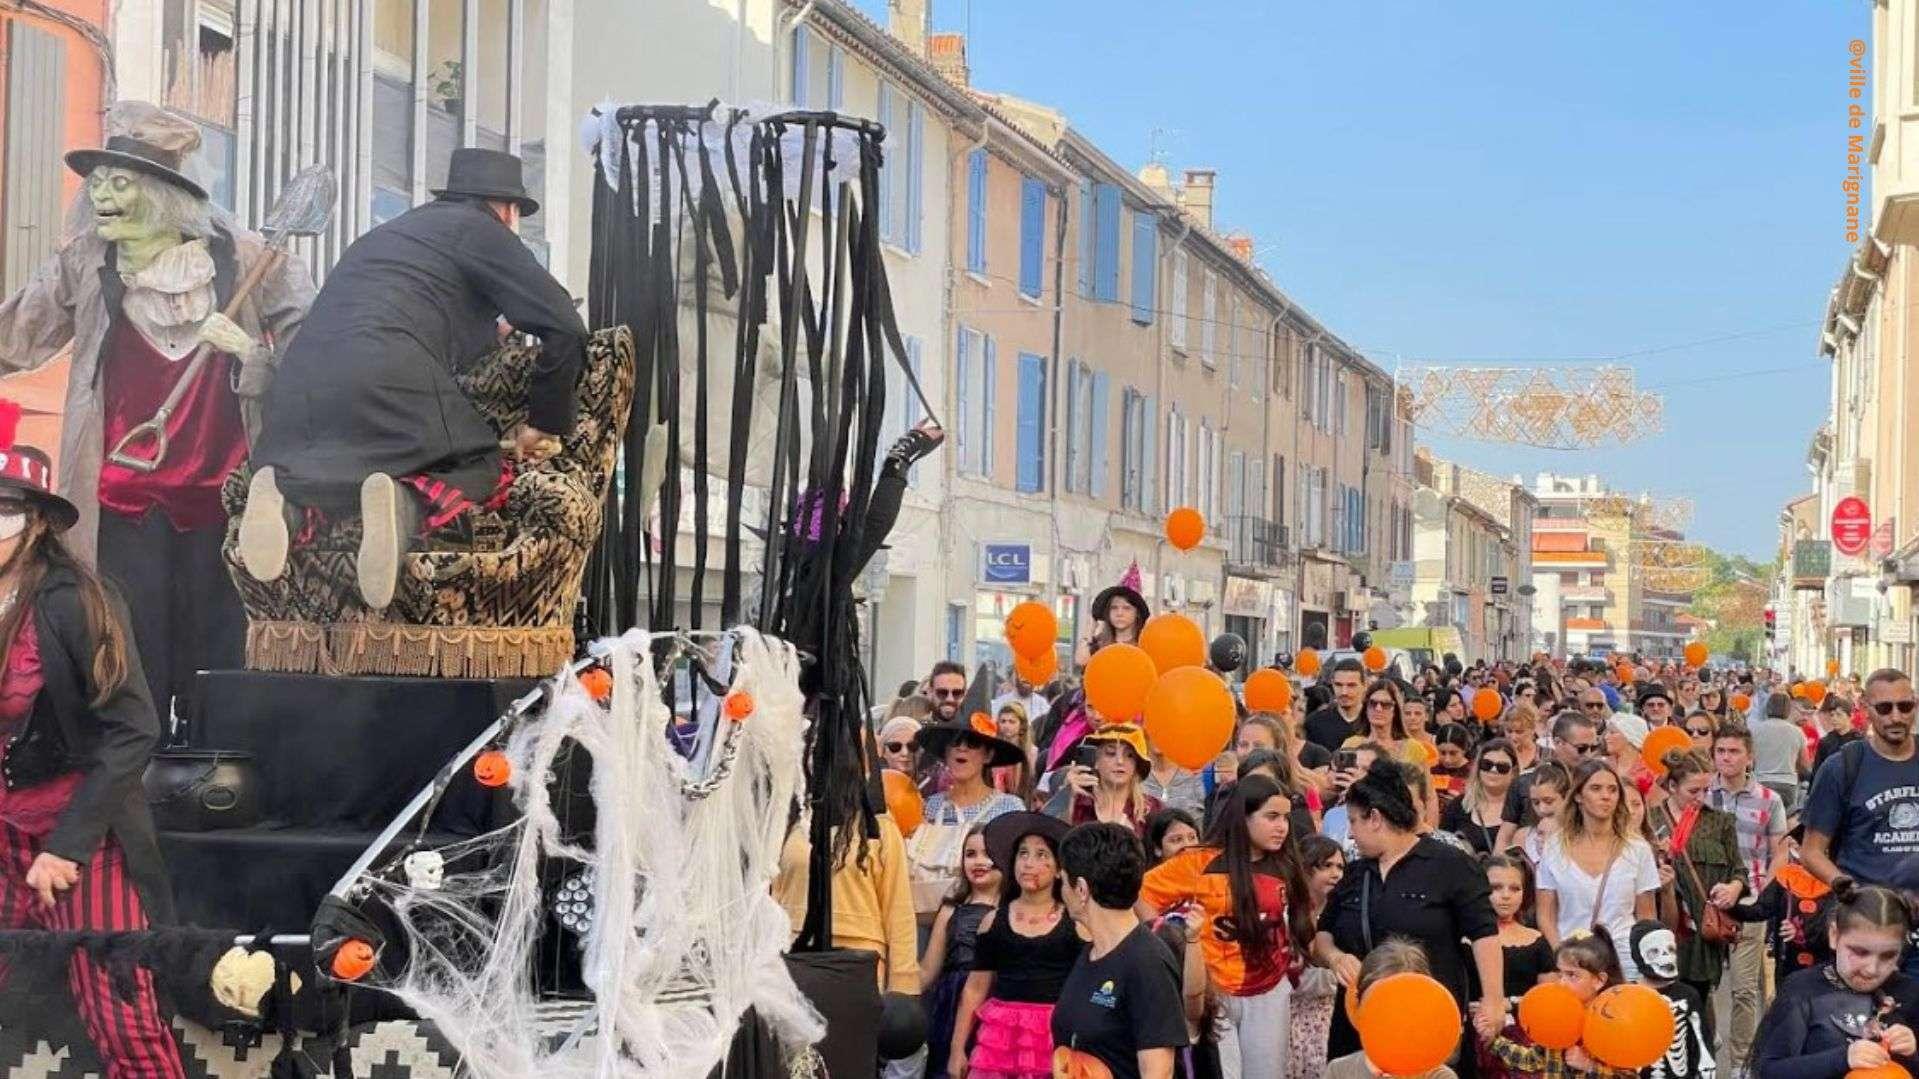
left=355, top=627, right=823, bottom=1078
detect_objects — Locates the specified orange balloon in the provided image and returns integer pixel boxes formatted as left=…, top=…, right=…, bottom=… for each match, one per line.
left=1828, top=659, right=1842, bottom=677
left=1356, top=973, right=1461, bottom=1077
left=1846, top=1064, right=1910, bottom=1079
left=580, top=667, right=614, bottom=702
left=1472, top=688, right=1503, bottom=722
left=1143, top=667, right=1236, bottom=770
left=1295, top=648, right=1322, bottom=678
left=1805, top=681, right=1828, bottom=705
left=1165, top=506, right=1205, bottom=551
left=474, top=750, right=511, bottom=788
left=1084, top=644, right=1158, bottom=721
left=1731, top=692, right=1752, bottom=713
left=1790, top=682, right=1807, bottom=700
left=1517, top=982, right=1585, bottom=1050
left=1052, top=1047, right=1117, bottom=1079
left=1362, top=645, right=1388, bottom=672
left=1616, top=664, right=1636, bottom=685
left=1641, top=725, right=1692, bottom=775
left=1014, top=649, right=1060, bottom=686
left=725, top=691, right=755, bottom=722
left=1140, top=613, right=1207, bottom=674
left=1583, top=984, right=1676, bottom=1070
left=1683, top=641, right=1708, bottom=668
left=1243, top=668, right=1293, bottom=713
left=1003, top=601, right=1058, bottom=660
left=882, top=768, right=923, bottom=836
left=330, top=939, right=377, bottom=981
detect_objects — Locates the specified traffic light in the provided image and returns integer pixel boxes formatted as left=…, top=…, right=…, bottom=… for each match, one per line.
left=1764, top=607, right=1777, bottom=641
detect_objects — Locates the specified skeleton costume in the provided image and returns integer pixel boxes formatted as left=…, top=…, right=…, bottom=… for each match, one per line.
left=1628, top=920, right=1716, bottom=1079
left=0, top=103, right=314, bottom=718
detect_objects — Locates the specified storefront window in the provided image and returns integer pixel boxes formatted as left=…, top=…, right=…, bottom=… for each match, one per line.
left=164, top=1, right=239, bottom=210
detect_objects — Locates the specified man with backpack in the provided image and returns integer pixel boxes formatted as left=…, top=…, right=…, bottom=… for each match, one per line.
left=1801, top=668, right=1919, bottom=897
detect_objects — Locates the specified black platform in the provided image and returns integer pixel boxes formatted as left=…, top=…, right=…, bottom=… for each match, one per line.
left=161, top=671, right=532, bottom=930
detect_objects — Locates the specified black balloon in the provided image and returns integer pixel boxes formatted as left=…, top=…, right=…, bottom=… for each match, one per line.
left=876, top=991, right=927, bottom=1060
left=1351, top=630, right=1373, bottom=652
left=1209, top=633, right=1247, bottom=673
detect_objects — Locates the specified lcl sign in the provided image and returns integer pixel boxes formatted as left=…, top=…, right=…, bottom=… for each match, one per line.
left=981, top=543, right=1032, bottom=585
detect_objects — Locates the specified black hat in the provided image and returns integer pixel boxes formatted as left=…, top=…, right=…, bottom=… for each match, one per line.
left=983, top=811, right=1070, bottom=874
left=0, top=402, right=75, bottom=532
left=432, top=148, right=540, bottom=215
left=915, top=709, right=1026, bottom=770
left=1637, top=685, right=1674, bottom=710
left=66, top=129, right=207, bottom=202
left=1091, top=584, right=1150, bottom=625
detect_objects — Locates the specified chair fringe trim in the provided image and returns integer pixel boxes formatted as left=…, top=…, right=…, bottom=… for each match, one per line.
left=246, top=621, right=574, bottom=678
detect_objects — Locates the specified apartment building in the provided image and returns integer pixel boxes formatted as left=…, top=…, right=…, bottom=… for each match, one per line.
left=1529, top=472, right=1694, bottom=660
left=1777, top=491, right=1830, bottom=675
left=1410, top=452, right=1534, bottom=662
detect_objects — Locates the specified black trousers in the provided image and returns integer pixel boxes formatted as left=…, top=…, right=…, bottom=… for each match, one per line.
left=98, top=508, right=246, bottom=731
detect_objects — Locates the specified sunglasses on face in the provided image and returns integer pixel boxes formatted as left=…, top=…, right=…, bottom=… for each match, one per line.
left=1685, top=726, right=1712, bottom=737
left=1873, top=700, right=1918, bottom=716
left=1367, top=698, right=1396, bottom=710
left=931, top=688, right=965, bottom=700
left=1569, top=741, right=1599, bottom=755
left=1581, top=701, right=1607, bottom=711
left=1478, top=758, right=1515, bottom=775
left=884, top=740, right=917, bottom=753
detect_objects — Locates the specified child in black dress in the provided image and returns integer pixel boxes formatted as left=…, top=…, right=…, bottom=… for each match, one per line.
left=921, top=825, right=1000, bottom=1079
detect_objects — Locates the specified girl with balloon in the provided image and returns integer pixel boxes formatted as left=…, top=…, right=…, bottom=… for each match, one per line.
left=1138, top=774, right=1314, bottom=1079
left=1752, top=879, right=1919, bottom=1078
left=1487, top=930, right=1644, bottom=1077
left=1327, top=938, right=1461, bottom=1078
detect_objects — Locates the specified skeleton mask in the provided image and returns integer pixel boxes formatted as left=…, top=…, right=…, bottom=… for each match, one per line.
left=403, top=850, right=446, bottom=890
left=1630, top=920, right=1679, bottom=981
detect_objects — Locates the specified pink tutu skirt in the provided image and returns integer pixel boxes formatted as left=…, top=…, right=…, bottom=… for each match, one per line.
left=968, top=998, right=1055, bottom=1079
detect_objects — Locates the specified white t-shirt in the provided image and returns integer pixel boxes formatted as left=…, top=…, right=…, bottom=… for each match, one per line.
left=1534, top=835, right=1662, bottom=980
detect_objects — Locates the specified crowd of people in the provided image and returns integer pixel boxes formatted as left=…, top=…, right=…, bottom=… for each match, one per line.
left=792, top=581, right=1919, bottom=1079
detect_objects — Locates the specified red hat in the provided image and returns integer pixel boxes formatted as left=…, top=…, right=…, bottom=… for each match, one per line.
left=0, top=401, right=76, bottom=532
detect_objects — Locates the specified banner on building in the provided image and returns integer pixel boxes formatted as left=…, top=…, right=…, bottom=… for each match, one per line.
left=980, top=543, right=1033, bottom=585
left=1792, top=540, right=1832, bottom=581
left=1223, top=576, right=1273, bottom=618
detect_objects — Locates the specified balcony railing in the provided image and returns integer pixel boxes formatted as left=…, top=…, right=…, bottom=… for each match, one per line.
left=1225, top=516, right=1290, bottom=571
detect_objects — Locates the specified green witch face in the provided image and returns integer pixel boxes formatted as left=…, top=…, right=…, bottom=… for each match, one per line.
left=85, top=167, right=161, bottom=244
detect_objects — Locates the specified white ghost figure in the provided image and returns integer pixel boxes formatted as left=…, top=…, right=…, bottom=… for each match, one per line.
left=1638, top=926, right=1679, bottom=981
left=404, top=850, right=446, bottom=890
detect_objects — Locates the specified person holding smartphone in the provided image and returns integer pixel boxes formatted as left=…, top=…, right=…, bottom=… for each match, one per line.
left=1043, top=725, right=1161, bottom=838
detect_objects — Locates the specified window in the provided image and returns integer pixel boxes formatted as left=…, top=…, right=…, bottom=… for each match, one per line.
left=1089, top=372, right=1111, bottom=498
left=1167, top=409, right=1188, bottom=508
left=1019, top=176, right=1045, bottom=297
left=1016, top=353, right=1047, bottom=493
left=1272, top=454, right=1286, bottom=525
left=1226, top=451, right=1247, bottom=520
left=1130, top=211, right=1156, bottom=323
left=1201, top=270, right=1217, bottom=367
left=1335, top=369, right=1348, bottom=436
left=955, top=327, right=995, bottom=477
left=966, top=149, right=987, bottom=275
left=791, top=25, right=842, bottom=111
left=1064, top=361, right=1084, bottom=493
left=877, top=83, right=923, bottom=253
left=1227, top=293, right=1241, bottom=388
left=1091, top=183, right=1121, bottom=301
left=1169, top=246, right=1190, bottom=351
left=1197, top=422, right=1218, bottom=522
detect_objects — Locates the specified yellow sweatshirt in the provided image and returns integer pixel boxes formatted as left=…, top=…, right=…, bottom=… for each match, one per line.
left=772, top=814, right=922, bottom=996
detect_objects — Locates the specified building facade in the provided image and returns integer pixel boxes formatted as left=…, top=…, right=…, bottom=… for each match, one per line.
left=1529, top=472, right=1695, bottom=661
left=1409, top=451, right=1534, bottom=662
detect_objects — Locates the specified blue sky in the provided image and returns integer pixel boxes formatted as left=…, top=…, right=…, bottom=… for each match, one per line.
left=859, top=0, right=1868, bottom=560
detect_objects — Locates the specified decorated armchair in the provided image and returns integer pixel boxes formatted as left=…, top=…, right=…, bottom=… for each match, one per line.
left=221, top=326, right=635, bottom=678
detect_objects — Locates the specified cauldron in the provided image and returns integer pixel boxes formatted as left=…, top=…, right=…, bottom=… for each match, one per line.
left=144, top=749, right=260, bottom=831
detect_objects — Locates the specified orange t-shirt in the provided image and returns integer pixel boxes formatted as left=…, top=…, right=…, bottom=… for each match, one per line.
left=1140, top=846, right=1294, bottom=996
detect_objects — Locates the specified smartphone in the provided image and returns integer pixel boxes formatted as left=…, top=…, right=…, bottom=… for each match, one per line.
left=1335, top=748, right=1360, bottom=772
left=1073, top=744, right=1100, bottom=770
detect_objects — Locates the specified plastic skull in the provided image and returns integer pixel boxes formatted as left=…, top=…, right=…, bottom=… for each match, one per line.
left=403, top=849, right=446, bottom=890
left=1637, top=926, right=1679, bottom=981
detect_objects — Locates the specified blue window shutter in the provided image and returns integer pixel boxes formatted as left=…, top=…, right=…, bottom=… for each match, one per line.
left=1062, top=362, right=1080, bottom=493
left=877, top=84, right=895, bottom=244
left=827, top=46, right=843, bottom=109
left=1093, top=184, right=1121, bottom=302
left=1142, top=395, right=1157, bottom=514
left=1019, top=177, right=1045, bottom=297
left=906, top=103, right=924, bottom=253
left=1017, top=354, right=1046, bottom=493
left=955, top=328, right=973, bottom=472
left=1130, top=212, right=1156, bottom=323
left=905, top=337, right=924, bottom=487
left=1076, top=180, right=1093, bottom=297
left=966, top=150, right=987, bottom=274
left=792, top=26, right=810, bottom=105
left=982, top=335, right=998, bottom=477
left=1090, top=372, right=1111, bottom=498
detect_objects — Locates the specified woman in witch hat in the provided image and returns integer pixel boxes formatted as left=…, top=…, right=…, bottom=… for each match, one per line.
left=1073, top=563, right=1150, bottom=669
left=0, top=400, right=184, bottom=1077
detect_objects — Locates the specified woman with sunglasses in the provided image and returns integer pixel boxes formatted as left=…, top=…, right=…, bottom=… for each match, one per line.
left=1682, top=710, right=1718, bottom=755
left=879, top=713, right=925, bottom=779
left=1342, top=678, right=1427, bottom=767
left=1441, top=738, right=1520, bottom=857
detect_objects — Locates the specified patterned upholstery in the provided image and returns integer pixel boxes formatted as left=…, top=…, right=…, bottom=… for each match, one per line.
left=220, top=327, right=635, bottom=678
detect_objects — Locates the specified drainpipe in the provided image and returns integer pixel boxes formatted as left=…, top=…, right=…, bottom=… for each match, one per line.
left=773, top=1, right=820, bottom=97
left=1154, top=216, right=1193, bottom=606
left=1044, top=169, right=1069, bottom=606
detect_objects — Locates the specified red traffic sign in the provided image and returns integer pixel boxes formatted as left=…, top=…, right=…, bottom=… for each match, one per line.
left=1832, top=496, right=1873, bottom=556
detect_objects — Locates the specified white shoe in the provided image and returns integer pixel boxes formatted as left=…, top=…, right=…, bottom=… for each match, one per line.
left=237, top=467, right=290, bottom=582
left=356, top=473, right=414, bottom=610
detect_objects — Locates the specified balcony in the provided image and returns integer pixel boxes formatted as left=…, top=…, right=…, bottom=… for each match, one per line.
left=1562, top=585, right=1611, bottom=603
left=1224, top=516, right=1290, bottom=574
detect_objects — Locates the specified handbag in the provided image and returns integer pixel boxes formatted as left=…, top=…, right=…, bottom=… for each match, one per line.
left=1675, top=827, right=1741, bottom=945
left=904, top=800, right=973, bottom=915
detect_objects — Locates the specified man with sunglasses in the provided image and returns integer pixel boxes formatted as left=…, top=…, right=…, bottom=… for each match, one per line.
left=1494, top=710, right=1603, bottom=851
left=1802, top=669, right=1919, bottom=896
left=924, top=661, right=970, bottom=725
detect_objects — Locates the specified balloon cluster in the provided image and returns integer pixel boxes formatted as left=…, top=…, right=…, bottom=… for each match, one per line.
left=1516, top=982, right=1675, bottom=1071
left=1079, top=620, right=1234, bottom=769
